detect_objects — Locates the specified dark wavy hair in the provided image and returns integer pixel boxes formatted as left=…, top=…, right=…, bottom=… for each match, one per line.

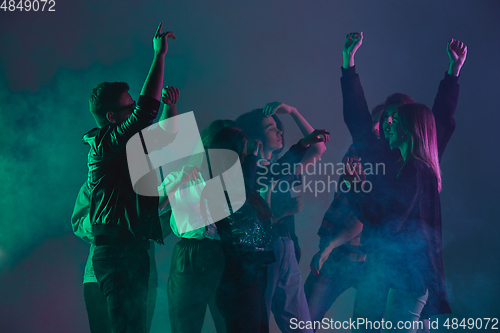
left=235, top=109, right=284, bottom=160
left=383, top=93, right=415, bottom=108
left=209, top=127, right=249, bottom=162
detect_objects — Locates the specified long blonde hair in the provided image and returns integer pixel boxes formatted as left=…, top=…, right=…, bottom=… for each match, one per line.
left=396, top=103, right=442, bottom=192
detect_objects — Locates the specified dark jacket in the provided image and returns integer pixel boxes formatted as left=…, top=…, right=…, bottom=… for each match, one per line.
left=82, top=95, right=163, bottom=243
left=340, top=66, right=458, bottom=316
left=317, top=69, right=460, bottom=263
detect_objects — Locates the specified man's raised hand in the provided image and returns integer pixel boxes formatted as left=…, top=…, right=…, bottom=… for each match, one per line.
left=153, top=23, right=176, bottom=56
left=162, top=86, right=180, bottom=105
left=343, top=32, right=363, bottom=68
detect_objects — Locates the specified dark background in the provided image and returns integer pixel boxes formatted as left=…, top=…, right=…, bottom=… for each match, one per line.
left=0, top=0, right=499, bottom=332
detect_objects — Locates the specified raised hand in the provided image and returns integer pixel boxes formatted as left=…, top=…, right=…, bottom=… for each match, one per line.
left=162, top=86, right=180, bottom=105
left=343, top=32, right=363, bottom=68
left=300, top=129, right=330, bottom=147
left=153, top=23, right=176, bottom=56
left=447, top=38, right=467, bottom=76
left=262, top=101, right=297, bottom=117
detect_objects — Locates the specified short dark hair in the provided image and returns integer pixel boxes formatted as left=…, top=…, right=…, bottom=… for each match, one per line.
left=378, top=93, right=416, bottom=130
left=89, top=82, right=130, bottom=127
left=235, top=109, right=284, bottom=160
left=383, top=93, right=415, bottom=109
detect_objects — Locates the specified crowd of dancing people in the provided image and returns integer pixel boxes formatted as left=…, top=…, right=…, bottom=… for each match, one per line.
left=71, top=24, right=467, bottom=333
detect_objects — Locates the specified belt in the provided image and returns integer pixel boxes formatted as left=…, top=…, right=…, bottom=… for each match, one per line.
left=95, top=235, right=148, bottom=248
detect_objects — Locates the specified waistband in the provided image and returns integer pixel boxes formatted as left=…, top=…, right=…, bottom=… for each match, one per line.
left=179, top=237, right=220, bottom=243
left=95, top=235, right=149, bottom=248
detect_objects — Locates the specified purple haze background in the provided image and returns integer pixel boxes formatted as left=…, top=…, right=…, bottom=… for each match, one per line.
left=0, top=0, right=499, bottom=332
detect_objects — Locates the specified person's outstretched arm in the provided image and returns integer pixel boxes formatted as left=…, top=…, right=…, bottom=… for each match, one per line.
left=341, top=32, right=373, bottom=144
left=342, top=31, right=363, bottom=69
left=432, top=39, right=467, bottom=160
left=140, top=23, right=176, bottom=101
left=104, top=25, right=176, bottom=153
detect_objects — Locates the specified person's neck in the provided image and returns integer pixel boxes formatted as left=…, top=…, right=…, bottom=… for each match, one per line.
left=262, top=149, right=273, bottom=160
left=398, top=142, right=410, bottom=162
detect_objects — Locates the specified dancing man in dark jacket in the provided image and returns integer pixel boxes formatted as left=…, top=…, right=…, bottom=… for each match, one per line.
left=82, top=24, right=175, bottom=333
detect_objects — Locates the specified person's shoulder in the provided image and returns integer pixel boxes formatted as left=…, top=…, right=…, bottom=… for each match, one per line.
left=82, top=127, right=101, bottom=144
left=409, top=158, right=433, bottom=174
left=404, top=158, right=438, bottom=185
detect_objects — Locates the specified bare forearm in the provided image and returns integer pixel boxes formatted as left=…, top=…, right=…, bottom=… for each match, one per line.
left=324, top=218, right=363, bottom=253
left=141, top=55, right=165, bottom=101
left=290, top=109, right=314, bottom=136
left=331, top=219, right=362, bottom=247
left=343, top=53, right=355, bottom=69
left=448, top=62, right=462, bottom=77
left=291, top=109, right=327, bottom=152
left=159, top=104, right=178, bottom=132
left=158, top=177, right=182, bottom=210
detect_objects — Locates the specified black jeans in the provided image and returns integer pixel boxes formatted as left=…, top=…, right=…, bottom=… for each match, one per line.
left=84, top=282, right=112, bottom=333
left=168, top=238, right=226, bottom=333
left=216, top=258, right=269, bottom=333
left=92, top=241, right=150, bottom=333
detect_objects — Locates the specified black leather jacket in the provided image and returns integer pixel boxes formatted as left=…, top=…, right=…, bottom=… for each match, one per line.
left=82, top=95, right=163, bottom=244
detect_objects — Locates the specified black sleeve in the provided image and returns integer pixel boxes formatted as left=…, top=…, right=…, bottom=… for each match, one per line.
left=341, top=66, right=375, bottom=144
left=103, top=95, right=161, bottom=154
left=431, top=72, right=460, bottom=161
left=71, top=182, right=93, bottom=243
